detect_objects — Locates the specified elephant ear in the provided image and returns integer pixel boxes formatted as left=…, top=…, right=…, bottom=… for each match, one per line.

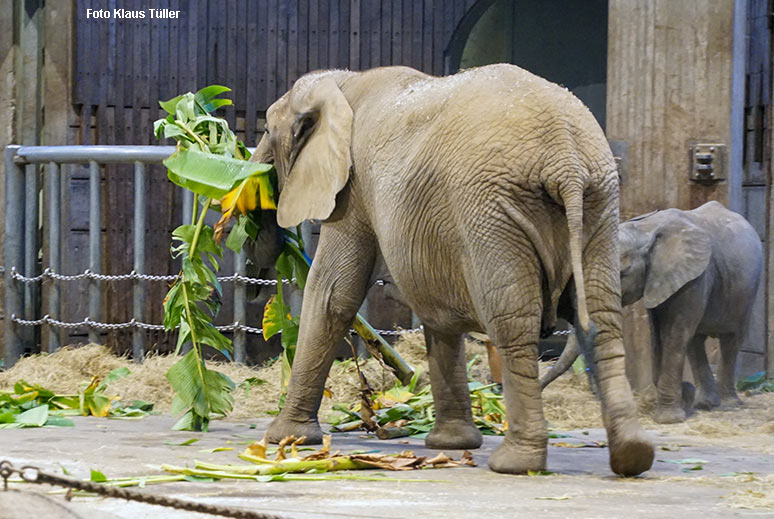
left=643, top=218, right=712, bottom=309
left=276, top=76, right=353, bottom=228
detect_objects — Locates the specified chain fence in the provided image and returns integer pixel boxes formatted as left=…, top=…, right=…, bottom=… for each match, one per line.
left=6, top=266, right=571, bottom=338
left=7, top=267, right=419, bottom=337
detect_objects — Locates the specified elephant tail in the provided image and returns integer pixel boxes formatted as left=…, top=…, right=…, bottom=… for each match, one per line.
left=561, top=181, right=590, bottom=333
left=539, top=332, right=579, bottom=389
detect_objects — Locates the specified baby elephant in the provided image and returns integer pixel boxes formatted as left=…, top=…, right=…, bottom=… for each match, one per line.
left=541, top=201, right=763, bottom=423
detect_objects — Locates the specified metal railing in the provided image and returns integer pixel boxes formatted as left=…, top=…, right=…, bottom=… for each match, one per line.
left=2, top=145, right=249, bottom=367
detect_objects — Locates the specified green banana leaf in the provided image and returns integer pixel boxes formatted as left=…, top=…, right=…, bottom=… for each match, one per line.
left=164, top=148, right=274, bottom=200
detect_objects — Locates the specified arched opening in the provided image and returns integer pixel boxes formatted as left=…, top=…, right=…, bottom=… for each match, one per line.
left=446, top=0, right=608, bottom=129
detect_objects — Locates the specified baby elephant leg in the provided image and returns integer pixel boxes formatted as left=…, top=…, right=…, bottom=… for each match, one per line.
left=717, top=332, right=744, bottom=408
left=686, top=334, right=720, bottom=410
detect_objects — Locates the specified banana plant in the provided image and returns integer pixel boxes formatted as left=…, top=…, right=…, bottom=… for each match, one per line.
left=156, top=85, right=413, bottom=431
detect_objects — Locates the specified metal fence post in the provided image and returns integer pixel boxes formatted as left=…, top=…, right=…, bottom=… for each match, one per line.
left=47, top=161, right=61, bottom=352
left=133, top=161, right=146, bottom=361
left=23, top=163, right=40, bottom=351
left=88, top=160, right=102, bottom=344
left=182, top=190, right=193, bottom=225
left=233, top=250, right=246, bottom=363
left=4, top=146, right=26, bottom=367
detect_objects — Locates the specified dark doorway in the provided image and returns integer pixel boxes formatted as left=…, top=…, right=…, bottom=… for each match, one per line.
left=446, top=0, right=608, bottom=129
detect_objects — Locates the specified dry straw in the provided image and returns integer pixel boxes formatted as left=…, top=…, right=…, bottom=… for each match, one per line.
left=1, top=335, right=772, bottom=439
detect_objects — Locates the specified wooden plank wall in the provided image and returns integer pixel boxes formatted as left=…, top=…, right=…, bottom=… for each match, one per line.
left=607, top=0, right=749, bottom=389
left=64, top=0, right=476, bottom=358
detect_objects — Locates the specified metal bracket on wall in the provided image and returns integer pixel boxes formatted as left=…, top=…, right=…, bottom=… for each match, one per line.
left=689, top=143, right=726, bottom=183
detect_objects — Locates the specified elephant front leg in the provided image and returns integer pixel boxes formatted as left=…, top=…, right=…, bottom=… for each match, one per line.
left=265, top=224, right=376, bottom=444
left=424, top=328, right=483, bottom=450
left=651, top=307, right=702, bottom=424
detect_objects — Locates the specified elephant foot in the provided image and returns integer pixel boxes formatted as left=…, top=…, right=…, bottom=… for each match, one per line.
left=488, top=438, right=546, bottom=474
left=681, top=382, right=696, bottom=411
left=653, top=405, right=686, bottom=424
left=719, top=394, right=743, bottom=409
left=266, top=415, right=323, bottom=445
left=608, top=426, right=655, bottom=477
left=425, top=420, right=483, bottom=450
left=694, top=390, right=720, bottom=411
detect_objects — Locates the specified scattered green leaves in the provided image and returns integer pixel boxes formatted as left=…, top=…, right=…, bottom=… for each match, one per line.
left=737, top=371, right=774, bottom=393
left=329, top=370, right=508, bottom=437
left=0, top=368, right=147, bottom=428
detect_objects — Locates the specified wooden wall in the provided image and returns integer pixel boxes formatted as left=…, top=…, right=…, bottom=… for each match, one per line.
left=607, top=0, right=760, bottom=389
left=46, top=0, right=477, bottom=358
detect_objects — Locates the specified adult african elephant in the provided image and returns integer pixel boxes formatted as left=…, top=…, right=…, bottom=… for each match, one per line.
left=252, top=64, right=653, bottom=476
left=540, top=202, right=763, bottom=424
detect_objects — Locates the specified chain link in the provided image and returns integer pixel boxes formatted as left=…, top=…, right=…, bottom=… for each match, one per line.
left=11, top=315, right=570, bottom=338
left=10, top=314, right=265, bottom=334
left=0, top=460, right=292, bottom=519
left=7, top=267, right=283, bottom=285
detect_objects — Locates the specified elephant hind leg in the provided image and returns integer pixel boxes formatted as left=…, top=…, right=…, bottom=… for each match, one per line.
left=686, top=334, right=720, bottom=410
left=717, top=332, right=744, bottom=408
left=582, top=221, right=654, bottom=476
left=473, top=256, right=548, bottom=474
left=424, top=328, right=483, bottom=450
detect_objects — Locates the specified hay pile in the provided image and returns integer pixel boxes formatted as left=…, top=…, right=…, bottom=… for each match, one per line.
left=1, top=337, right=772, bottom=444
left=0, top=344, right=281, bottom=419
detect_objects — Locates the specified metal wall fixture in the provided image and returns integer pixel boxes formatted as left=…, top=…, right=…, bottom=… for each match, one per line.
left=689, top=143, right=726, bottom=182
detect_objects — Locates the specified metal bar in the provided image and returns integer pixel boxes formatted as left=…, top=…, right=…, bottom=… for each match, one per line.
left=4, top=146, right=26, bottom=367
left=182, top=190, right=194, bottom=226
left=88, top=160, right=102, bottom=344
left=23, top=163, right=39, bottom=353
left=132, top=161, right=146, bottom=361
left=233, top=250, right=247, bottom=363
left=15, top=145, right=177, bottom=164
left=47, top=162, right=61, bottom=352
left=13, top=145, right=256, bottom=165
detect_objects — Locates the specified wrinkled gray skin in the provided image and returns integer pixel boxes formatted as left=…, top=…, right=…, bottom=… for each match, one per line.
left=251, top=64, right=653, bottom=476
left=541, top=202, right=763, bottom=424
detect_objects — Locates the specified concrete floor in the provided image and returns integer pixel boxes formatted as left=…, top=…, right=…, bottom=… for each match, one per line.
left=1, top=416, right=772, bottom=518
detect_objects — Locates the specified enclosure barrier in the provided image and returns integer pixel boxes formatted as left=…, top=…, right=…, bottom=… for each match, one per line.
left=2, top=145, right=570, bottom=369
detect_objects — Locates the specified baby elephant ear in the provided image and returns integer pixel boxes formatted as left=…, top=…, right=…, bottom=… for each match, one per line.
left=643, top=218, right=712, bottom=309
left=277, top=76, right=353, bottom=228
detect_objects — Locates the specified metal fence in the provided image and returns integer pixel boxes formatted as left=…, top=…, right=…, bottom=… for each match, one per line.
left=1, top=144, right=289, bottom=368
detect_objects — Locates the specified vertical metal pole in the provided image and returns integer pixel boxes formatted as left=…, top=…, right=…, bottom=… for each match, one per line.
left=182, top=190, right=193, bottom=225
left=179, top=189, right=194, bottom=356
left=47, top=162, right=61, bottom=352
left=88, top=160, right=101, bottom=344
left=233, top=250, right=246, bottom=363
left=133, top=162, right=146, bottom=361
left=23, top=163, right=39, bottom=352
left=4, top=146, right=26, bottom=367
